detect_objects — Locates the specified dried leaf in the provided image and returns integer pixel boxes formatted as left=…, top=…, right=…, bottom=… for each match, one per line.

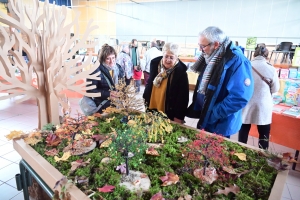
left=140, top=173, right=148, bottom=178
left=105, top=117, right=115, bottom=123
left=93, top=113, right=102, bottom=118
left=214, top=184, right=240, bottom=196
left=194, top=167, right=218, bottom=184
left=70, top=158, right=91, bottom=171
left=45, top=148, right=59, bottom=156
left=222, top=166, right=238, bottom=174
left=116, top=163, right=127, bottom=174
left=100, top=139, right=112, bottom=148
left=127, top=120, right=136, bottom=126
left=92, top=134, right=106, bottom=142
left=54, top=152, right=72, bottom=162
left=101, top=157, right=112, bottom=164
left=87, top=116, right=95, bottom=121
left=46, top=133, right=62, bottom=147
left=5, top=130, right=25, bottom=140
left=74, top=134, right=83, bottom=140
left=24, top=137, right=42, bottom=146
left=82, top=129, right=92, bottom=135
left=159, top=172, right=179, bottom=186
left=28, top=131, right=41, bottom=138
left=234, top=153, right=247, bottom=161
left=178, top=195, right=192, bottom=200
left=98, top=185, right=115, bottom=193
left=53, top=176, right=68, bottom=189
left=146, top=147, right=159, bottom=156
left=150, top=192, right=165, bottom=200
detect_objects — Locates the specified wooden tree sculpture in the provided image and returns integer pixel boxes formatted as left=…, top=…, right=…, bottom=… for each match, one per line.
left=0, top=0, right=101, bottom=128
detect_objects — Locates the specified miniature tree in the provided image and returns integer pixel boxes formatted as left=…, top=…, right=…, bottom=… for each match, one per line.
left=0, top=0, right=100, bottom=128
left=106, top=79, right=144, bottom=114
left=109, top=128, right=148, bottom=176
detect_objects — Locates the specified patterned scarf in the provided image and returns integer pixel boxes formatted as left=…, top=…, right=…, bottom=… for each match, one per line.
left=191, top=37, right=231, bottom=94
left=153, top=59, right=179, bottom=87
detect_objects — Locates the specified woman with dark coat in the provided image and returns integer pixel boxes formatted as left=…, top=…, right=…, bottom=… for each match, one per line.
left=86, top=44, right=118, bottom=113
left=143, top=42, right=189, bottom=123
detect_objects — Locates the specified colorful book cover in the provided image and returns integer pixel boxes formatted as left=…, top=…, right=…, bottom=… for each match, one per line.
left=282, top=106, right=300, bottom=117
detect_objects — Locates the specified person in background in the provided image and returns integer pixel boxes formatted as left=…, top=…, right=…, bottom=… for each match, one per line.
left=133, top=65, right=142, bottom=93
left=129, top=39, right=141, bottom=74
left=143, top=42, right=189, bottom=123
left=86, top=44, right=118, bottom=113
left=143, top=41, right=163, bottom=85
left=116, top=44, right=133, bottom=85
left=238, top=44, right=280, bottom=149
left=188, top=26, right=254, bottom=138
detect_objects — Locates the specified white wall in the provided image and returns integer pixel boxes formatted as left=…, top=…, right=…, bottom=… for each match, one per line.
left=115, top=0, right=300, bottom=43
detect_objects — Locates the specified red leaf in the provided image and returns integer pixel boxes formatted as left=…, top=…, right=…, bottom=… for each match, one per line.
left=150, top=192, right=165, bottom=200
left=92, top=134, right=106, bottom=142
left=98, top=185, right=115, bottom=193
left=46, top=133, right=61, bottom=147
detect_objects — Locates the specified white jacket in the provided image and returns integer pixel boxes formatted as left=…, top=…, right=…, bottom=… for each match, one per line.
left=242, top=56, right=280, bottom=125
left=142, top=47, right=162, bottom=73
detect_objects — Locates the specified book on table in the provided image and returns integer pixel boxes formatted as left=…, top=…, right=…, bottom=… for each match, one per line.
left=282, top=106, right=300, bottom=117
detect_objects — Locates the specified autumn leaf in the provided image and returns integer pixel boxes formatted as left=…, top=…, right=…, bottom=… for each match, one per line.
left=87, top=116, right=95, bottom=121
left=98, top=185, right=115, bottom=193
left=82, top=129, right=92, bottom=135
left=127, top=120, right=136, bottom=126
left=45, top=148, right=59, bottom=156
left=70, top=158, right=91, bottom=171
left=159, top=172, right=179, bottom=186
left=28, top=131, right=41, bottom=138
left=74, top=134, right=83, bottom=140
left=54, top=151, right=71, bottom=162
left=93, top=113, right=102, bottom=118
left=194, top=167, right=218, bottom=184
left=5, top=130, right=25, bottom=140
left=46, top=133, right=62, bottom=147
left=116, top=163, right=127, bottom=174
left=222, top=166, right=238, bottom=174
left=146, top=147, right=159, bottom=156
left=24, top=137, right=42, bottom=146
left=150, top=192, right=165, bottom=200
left=100, top=139, right=112, bottom=148
left=105, top=117, right=115, bottom=123
left=140, top=173, right=148, bottom=178
left=92, top=134, right=106, bottom=142
left=234, top=153, right=247, bottom=161
left=214, top=184, right=240, bottom=196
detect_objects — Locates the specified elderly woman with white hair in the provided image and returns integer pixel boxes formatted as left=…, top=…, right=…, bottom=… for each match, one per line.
left=143, top=42, right=189, bottom=123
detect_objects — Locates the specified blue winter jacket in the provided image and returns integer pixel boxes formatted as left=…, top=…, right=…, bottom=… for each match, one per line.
left=194, top=43, right=254, bottom=136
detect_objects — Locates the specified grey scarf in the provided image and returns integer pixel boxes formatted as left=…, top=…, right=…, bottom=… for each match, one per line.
left=191, top=37, right=231, bottom=94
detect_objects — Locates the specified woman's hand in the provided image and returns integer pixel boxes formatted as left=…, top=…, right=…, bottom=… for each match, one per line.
left=110, top=91, right=119, bottom=99
left=174, top=117, right=183, bottom=124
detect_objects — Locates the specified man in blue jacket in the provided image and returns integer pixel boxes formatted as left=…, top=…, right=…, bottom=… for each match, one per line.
left=188, top=26, right=254, bottom=138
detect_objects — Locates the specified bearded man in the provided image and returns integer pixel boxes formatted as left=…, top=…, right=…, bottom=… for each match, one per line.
left=187, top=26, right=254, bottom=138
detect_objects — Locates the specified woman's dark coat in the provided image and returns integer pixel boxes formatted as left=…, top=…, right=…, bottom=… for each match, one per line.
left=143, top=56, right=189, bottom=120
left=86, top=64, right=115, bottom=113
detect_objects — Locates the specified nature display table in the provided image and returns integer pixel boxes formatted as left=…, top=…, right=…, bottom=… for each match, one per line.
left=12, top=122, right=289, bottom=200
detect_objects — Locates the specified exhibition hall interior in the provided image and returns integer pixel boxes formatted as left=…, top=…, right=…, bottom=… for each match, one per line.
left=0, top=0, right=299, bottom=199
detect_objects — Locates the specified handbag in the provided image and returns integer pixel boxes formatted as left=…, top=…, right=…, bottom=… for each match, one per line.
left=252, top=67, right=273, bottom=94
left=79, top=96, right=108, bottom=116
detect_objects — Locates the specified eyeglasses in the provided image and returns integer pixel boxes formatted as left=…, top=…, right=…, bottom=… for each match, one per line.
left=199, top=42, right=212, bottom=50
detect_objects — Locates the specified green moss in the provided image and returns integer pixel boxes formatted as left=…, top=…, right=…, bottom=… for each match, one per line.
left=30, top=113, right=279, bottom=200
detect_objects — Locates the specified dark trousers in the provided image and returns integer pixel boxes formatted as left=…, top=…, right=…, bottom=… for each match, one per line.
left=238, top=124, right=270, bottom=149
left=125, top=78, right=132, bottom=86
left=143, top=71, right=150, bottom=85
left=134, top=79, right=141, bottom=93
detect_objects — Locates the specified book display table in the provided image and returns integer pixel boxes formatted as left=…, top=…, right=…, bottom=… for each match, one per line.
left=249, top=104, right=300, bottom=170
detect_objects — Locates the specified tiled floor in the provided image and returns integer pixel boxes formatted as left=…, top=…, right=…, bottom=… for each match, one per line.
left=0, top=86, right=299, bottom=200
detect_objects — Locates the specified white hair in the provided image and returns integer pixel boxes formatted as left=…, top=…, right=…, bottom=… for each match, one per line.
left=162, top=42, right=180, bottom=56
left=199, top=26, right=227, bottom=43
left=121, top=44, right=129, bottom=51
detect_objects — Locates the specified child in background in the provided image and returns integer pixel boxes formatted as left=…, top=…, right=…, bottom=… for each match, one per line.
left=133, top=65, right=142, bottom=93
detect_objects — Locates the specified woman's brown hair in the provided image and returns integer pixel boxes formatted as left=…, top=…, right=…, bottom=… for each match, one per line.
left=98, top=44, right=117, bottom=64
left=254, top=43, right=269, bottom=58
